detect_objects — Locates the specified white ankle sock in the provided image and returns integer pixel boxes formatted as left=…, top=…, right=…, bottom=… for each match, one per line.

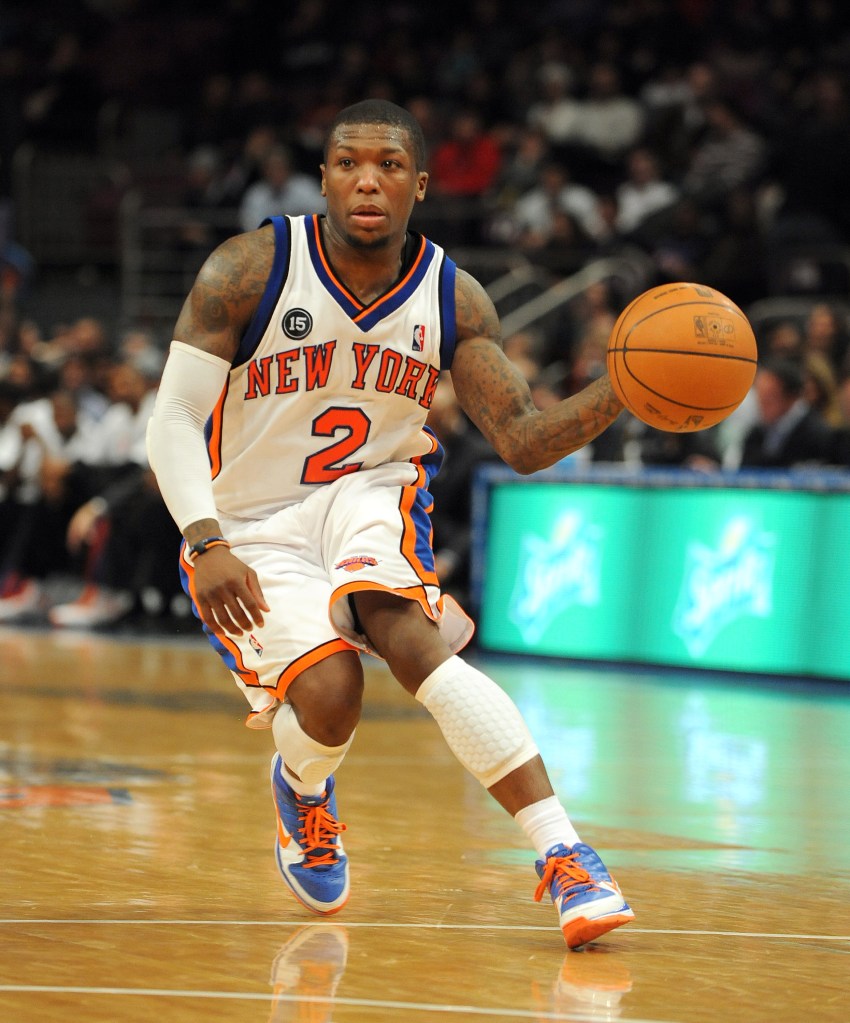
left=279, top=760, right=325, bottom=797
left=515, top=796, right=581, bottom=858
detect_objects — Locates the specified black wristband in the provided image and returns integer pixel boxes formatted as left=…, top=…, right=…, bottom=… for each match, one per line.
left=187, top=536, right=230, bottom=561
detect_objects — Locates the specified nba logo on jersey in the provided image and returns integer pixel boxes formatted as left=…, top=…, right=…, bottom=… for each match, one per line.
left=412, top=324, right=425, bottom=351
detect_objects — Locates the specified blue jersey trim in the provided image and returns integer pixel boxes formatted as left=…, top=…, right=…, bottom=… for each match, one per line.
left=406, top=429, right=445, bottom=579
left=438, top=254, right=458, bottom=369
left=233, top=215, right=291, bottom=367
left=305, top=215, right=437, bottom=331
left=354, top=238, right=436, bottom=332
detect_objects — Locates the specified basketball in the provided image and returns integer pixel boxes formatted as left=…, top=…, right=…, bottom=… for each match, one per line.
left=606, top=282, right=758, bottom=432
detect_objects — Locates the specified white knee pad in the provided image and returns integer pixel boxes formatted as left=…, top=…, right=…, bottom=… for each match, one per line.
left=271, top=703, right=354, bottom=785
left=415, top=655, right=539, bottom=788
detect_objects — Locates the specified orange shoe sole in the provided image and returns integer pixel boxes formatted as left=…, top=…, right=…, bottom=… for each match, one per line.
left=563, top=910, right=635, bottom=949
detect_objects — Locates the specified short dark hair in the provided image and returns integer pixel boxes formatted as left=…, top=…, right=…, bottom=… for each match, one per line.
left=324, top=99, right=427, bottom=170
left=762, top=356, right=804, bottom=397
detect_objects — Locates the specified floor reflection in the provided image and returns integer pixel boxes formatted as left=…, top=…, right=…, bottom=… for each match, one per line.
left=532, top=945, right=634, bottom=1021
left=268, top=924, right=349, bottom=1023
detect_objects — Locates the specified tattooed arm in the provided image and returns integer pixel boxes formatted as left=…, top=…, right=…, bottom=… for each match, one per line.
left=449, top=268, right=624, bottom=474
left=146, top=228, right=274, bottom=634
left=169, top=226, right=273, bottom=555
left=174, top=226, right=275, bottom=361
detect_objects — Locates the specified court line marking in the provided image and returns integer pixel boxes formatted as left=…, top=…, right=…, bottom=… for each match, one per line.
left=1, top=920, right=848, bottom=941
left=0, top=984, right=671, bottom=1022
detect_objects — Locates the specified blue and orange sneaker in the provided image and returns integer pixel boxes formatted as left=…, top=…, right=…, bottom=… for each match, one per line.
left=534, top=843, right=634, bottom=949
left=270, top=753, right=350, bottom=915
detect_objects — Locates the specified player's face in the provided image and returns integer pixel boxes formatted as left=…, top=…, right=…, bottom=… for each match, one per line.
left=320, top=124, right=428, bottom=250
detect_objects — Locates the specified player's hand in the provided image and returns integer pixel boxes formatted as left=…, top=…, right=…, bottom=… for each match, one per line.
left=66, top=499, right=106, bottom=553
left=191, top=547, right=270, bottom=635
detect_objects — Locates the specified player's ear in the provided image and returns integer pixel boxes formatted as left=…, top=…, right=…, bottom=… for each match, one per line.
left=320, top=164, right=327, bottom=196
left=416, top=171, right=429, bottom=202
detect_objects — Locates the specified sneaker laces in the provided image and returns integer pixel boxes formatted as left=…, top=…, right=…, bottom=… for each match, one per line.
left=296, top=798, right=347, bottom=869
left=534, top=851, right=599, bottom=904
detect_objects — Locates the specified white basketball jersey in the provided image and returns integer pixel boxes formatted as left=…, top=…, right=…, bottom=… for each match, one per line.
left=207, top=214, right=458, bottom=521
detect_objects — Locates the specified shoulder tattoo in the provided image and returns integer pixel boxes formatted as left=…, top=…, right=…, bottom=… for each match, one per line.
left=177, top=230, right=273, bottom=353
left=455, top=268, right=502, bottom=343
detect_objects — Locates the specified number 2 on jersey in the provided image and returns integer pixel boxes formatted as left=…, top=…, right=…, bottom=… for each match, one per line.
left=301, top=406, right=371, bottom=484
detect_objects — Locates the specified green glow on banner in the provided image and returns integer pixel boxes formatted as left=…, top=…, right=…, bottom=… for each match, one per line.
left=477, top=475, right=850, bottom=679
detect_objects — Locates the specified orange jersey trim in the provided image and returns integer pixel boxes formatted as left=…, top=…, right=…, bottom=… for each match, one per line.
left=181, top=544, right=262, bottom=688
left=310, top=215, right=363, bottom=309
left=352, top=235, right=427, bottom=323
left=332, top=579, right=439, bottom=623
left=270, top=634, right=353, bottom=699
left=207, top=379, right=229, bottom=480
left=311, top=215, right=429, bottom=323
left=271, top=638, right=356, bottom=700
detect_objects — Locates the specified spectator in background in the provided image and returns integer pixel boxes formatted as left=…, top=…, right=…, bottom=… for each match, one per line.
left=682, top=97, right=767, bottom=210
left=427, top=107, right=502, bottom=244
left=803, top=351, right=842, bottom=428
left=829, top=374, right=850, bottom=465
left=525, top=62, right=582, bottom=152
left=769, top=69, right=850, bottom=243
left=0, top=357, right=169, bottom=626
left=238, top=144, right=324, bottom=232
left=716, top=387, right=759, bottom=470
left=488, top=126, right=551, bottom=219
left=50, top=462, right=182, bottom=627
left=698, top=187, right=768, bottom=308
left=740, top=357, right=833, bottom=468
left=615, top=146, right=679, bottom=238
left=649, top=196, right=716, bottom=284
left=0, top=387, right=101, bottom=619
left=535, top=207, right=598, bottom=274
left=428, top=108, right=502, bottom=199
left=0, top=380, right=32, bottom=566
left=571, top=62, right=645, bottom=179
left=509, top=161, right=605, bottom=251
left=405, top=95, right=445, bottom=159
left=639, top=60, right=717, bottom=169
left=57, top=353, right=110, bottom=422
left=632, top=421, right=722, bottom=471
left=179, top=145, right=239, bottom=251
left=804, top=302, right=850, bottom=375
left=762, top=318, right=805, bottom=361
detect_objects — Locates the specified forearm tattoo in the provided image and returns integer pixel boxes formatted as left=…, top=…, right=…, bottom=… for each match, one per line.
left=452, top=270, right=624, bottom=472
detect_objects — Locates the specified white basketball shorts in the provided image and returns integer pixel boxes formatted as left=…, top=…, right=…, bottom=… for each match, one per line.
left=179, top=462, right=474, bottom=728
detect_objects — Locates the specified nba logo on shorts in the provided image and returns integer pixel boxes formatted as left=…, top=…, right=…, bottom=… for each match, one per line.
left=412, top=324, right=425, bottom=351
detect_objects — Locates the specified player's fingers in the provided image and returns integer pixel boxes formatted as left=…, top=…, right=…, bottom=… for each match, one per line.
left=202, top=598, right=247, bottom=636
left=222, top=594, right=257, bottom=634
left=246, top=570, right=270, bottom=617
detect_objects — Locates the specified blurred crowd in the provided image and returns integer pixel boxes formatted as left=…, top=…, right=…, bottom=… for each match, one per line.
left=2, top=0, right=850, bottom=625
left=0, top=317, right=183, bottom=627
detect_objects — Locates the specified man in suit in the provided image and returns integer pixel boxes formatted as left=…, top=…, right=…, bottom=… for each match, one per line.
left=740, top=357, right=833, bottom=468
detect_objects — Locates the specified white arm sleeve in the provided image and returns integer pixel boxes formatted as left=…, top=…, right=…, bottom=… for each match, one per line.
left=146, top=340, right=231, bottom=533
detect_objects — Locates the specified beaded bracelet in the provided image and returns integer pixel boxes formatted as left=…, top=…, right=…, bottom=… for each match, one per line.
left=187, top=536, right=231, bottom=561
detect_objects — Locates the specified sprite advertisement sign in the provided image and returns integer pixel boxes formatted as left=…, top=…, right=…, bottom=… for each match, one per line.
left=474, top=469, right=850, bottom=679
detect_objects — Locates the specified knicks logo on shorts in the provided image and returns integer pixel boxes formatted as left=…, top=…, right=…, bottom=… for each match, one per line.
left=335, top=556, right=379, bottom=573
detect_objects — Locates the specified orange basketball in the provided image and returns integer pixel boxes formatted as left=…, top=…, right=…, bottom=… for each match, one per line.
left=606, top=282, right=758, bottom=432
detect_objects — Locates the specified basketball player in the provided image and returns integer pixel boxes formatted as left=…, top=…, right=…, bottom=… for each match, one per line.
left=146, top=100, right=633, bottom=949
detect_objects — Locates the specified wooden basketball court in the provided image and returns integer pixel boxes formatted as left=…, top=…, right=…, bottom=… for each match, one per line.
left=1, top=624, right=848, bottom=1022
